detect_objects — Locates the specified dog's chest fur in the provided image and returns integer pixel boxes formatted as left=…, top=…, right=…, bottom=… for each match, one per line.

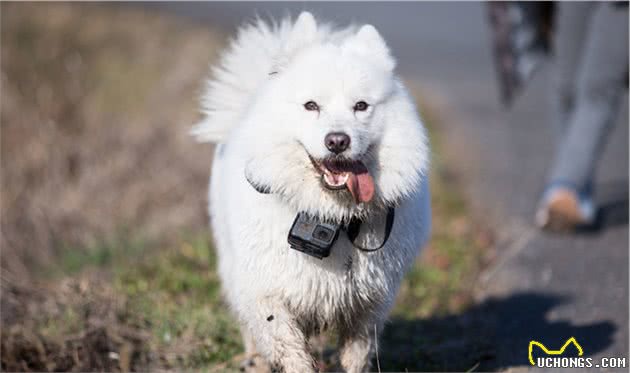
left=239, top=204, right=404, bottom=331
left=287, top=245, right=387, bottom=329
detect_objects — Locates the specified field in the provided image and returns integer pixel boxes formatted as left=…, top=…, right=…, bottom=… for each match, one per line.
left=1, top=3, right=493, bottom=371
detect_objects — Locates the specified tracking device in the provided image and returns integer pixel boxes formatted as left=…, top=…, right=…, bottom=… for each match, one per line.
left=287, top=213, right=341, bottom=259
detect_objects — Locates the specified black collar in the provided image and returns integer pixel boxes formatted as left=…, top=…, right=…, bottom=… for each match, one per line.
left=246, top=174, right=395, bottom=252
left=346, top=207, right=395, bottom=252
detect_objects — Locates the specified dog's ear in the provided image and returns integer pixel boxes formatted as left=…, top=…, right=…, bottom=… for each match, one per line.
left=273, top=12, right=318, bottom=72
left=347, top=25, right=396, bottom=72
left=286, top=12, right=318, bottom=51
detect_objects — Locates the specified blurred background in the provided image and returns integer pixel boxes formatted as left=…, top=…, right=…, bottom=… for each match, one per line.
left=1, top=2, right=627, bottom=372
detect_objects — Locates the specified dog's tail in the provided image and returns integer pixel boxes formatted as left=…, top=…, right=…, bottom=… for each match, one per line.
left=190, top=15, right=298, bottom=143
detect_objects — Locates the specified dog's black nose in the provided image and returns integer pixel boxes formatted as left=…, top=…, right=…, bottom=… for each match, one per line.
left=325, top=132, right=350, bottom=154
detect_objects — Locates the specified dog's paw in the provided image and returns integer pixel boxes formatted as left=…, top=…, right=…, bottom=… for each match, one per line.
left=239, top=355, right=271, bottom=373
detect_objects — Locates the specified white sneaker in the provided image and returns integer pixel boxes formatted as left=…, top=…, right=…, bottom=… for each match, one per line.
left=535, top=186, right=595, bottom=231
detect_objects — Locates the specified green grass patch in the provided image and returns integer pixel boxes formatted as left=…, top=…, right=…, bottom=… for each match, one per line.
left=55, top=233, right=146, bottom=275
left=114, top=234, right=243, bottom=369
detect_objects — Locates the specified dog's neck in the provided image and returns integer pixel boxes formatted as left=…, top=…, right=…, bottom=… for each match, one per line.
left=245, top=174, right=395, bottom=255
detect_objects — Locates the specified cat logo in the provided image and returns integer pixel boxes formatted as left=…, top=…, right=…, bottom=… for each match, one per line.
left=528, top=337, right=584, bottom=366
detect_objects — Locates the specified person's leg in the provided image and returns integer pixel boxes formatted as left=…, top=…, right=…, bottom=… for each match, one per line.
left=549, top=2, right=593, bottom=140
left=539, top=3, right=628, bottom=230
left=549, top=3, right=628, bottom=192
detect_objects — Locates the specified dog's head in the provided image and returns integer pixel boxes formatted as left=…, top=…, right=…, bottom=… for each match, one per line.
left=242, top=13, right=429, bottom=221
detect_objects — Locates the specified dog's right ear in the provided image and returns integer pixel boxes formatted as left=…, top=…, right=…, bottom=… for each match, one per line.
left=285, top=12, right=318, bottom=53
left=273, top=12, right=318, bottom=72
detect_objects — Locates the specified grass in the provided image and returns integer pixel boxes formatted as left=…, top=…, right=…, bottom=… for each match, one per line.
left=1, top=3, right=494, bottom=372
left=54, top=233, right=147, bottom=275
left=114, top=235, right=242, bottom=369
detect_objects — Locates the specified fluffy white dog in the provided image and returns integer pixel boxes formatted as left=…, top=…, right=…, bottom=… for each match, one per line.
left=193, top=12, right=431, bottom=373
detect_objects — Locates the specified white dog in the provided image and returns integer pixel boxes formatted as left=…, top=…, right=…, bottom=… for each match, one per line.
left=193, top=12, right=431, bottom=373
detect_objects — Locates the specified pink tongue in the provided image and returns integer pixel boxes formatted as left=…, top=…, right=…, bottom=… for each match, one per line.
left=346, top=170, right=374, bottom=204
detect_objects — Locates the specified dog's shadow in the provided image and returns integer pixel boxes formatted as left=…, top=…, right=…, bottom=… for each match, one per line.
left=378, top=292, right=616, bottom=371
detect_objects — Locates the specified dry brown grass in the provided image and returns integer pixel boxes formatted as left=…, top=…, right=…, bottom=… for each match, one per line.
left=2, top=273, right=153, bottom=372
left=1, top=3, right=223, bottom=283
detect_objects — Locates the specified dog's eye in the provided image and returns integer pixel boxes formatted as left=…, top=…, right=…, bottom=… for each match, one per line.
left=304, top=101, right=320, bottom=111
left=353, top=101, right=369, bottom=112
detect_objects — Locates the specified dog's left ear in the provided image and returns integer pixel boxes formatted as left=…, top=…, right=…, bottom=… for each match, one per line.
left=347, top=25, right=396, bottom=72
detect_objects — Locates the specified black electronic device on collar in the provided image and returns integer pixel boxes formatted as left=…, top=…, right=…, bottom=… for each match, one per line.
left=287, top=213, right=340, bottom=259
left=245, top=171, right=395, bottom=259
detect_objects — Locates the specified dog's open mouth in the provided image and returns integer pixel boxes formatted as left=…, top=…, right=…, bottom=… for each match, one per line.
left=310, top=157, right=375, bottom=204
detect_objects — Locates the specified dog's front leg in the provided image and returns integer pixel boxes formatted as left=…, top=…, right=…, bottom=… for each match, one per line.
left=245, top=298, right=317, bottom=373
left=339, top=319, right=384, bottom=373
left=239, top=324, right=271, bottom=373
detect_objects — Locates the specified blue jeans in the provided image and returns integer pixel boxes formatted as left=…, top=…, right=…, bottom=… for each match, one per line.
left=548, top=2, right=628, bottom=195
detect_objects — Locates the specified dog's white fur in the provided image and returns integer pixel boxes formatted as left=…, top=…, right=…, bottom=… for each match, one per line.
left=193, top=12, right=431, bottom=372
